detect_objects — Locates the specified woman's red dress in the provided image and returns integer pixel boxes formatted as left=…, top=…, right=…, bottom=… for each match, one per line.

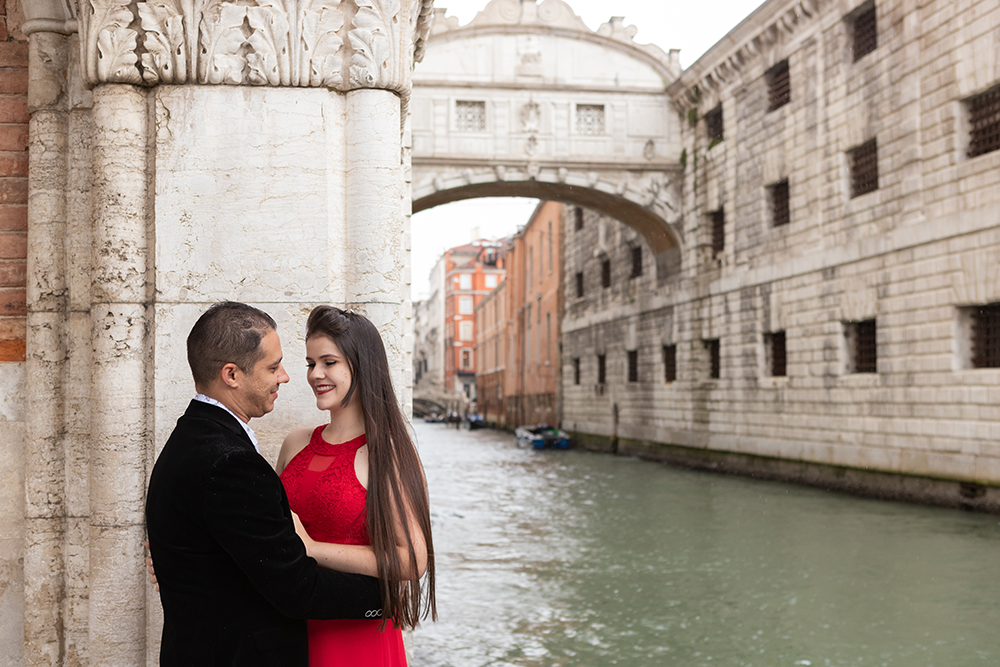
left=280, top=426, right=407, bottom=667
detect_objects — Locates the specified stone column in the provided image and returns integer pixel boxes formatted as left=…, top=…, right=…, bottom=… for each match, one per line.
left=345, top=88, right=406, bottom=389
left=24, top=29, right=69, bottom=667
left=88, top=84, right=149, bottom=667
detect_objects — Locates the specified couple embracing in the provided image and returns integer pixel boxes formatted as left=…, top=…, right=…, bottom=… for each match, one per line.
left=146, top=302, right=436, bottom=666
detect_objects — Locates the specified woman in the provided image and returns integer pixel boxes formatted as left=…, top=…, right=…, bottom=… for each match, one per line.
left=276, top=305, right=436, bottom=666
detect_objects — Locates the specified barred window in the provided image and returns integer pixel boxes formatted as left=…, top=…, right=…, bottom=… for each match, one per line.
left=967, top=85, right=1000, bottom=158
left=601, top=259, right=611, bottom=288
left=850, top=139, right=878, bottom=198
left=766, top=331, right=787, bottom=377
left=971, top=304, right=1000, bottom=368
left=705, top=104, right=724, bottom=142
left=663, top=344, right=677, bottom=383
left=767, top=60, right=790, bottom=111
left=845, top=319, right=877, bottom=373
left=576, top=104, right=606, bottom=135
left=574, top=207, right=584, bottom=231
left=628, top=350, right=638, bottom=383
left=597, top=353, right=606, bottom=384
left=573, top=358, right=581, bottom=385
left=575, top=272, right=584, bottom=298
left=770, top=180, right=790, bottom=227
left=711, top=208, right=725, bottom=255
left=455, top=100, right=486, bottom=132
left=630, top=247, right=643, bottom=279
left=705, top=339, right=721, bottom=379
left=852, top=4, right=877, bottom=62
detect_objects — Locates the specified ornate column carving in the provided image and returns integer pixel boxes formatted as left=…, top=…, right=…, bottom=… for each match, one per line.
left=74, top=0, right=433, bottom=92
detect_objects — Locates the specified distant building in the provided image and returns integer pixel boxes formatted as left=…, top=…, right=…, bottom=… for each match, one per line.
left=476, top=201, right=564, bottom=428
left=475, top=253, right=508, bottom=425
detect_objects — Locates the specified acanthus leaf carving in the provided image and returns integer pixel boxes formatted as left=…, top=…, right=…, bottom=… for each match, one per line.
left=349, top=0, right=401, bottom=89
left=138, top=0, right=188, bottom=84
left=89, top=0, right=142, bottom=84
left=199, top=2, right=249, bottom=85
left=247, top=2, right=292, bottom=86
left=301, top=0, right=345, bottom=87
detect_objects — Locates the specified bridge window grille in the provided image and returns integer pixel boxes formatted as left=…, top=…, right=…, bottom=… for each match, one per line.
left=711, top=208, right=725, bottom=255
left=766, top=331, right=787, bottom=377
left=845, top=319, right=877, bottom=373
left=601, top=259, right=611, bottom=288
left=628, top=350, right=638, bottom=382
left=850, top=139, right=878, bottom=197
left=770, top=180, right=790, bottom=227
left=972, top=304, right=1000, bottom=368
left=851, top=3, right=877, bottom=62
left=574, top=207, right=584, bottom=230
left=767, top=60, right=790, bottom=111
left=597, top=353, right=606, bottom=384
left=967, top=85, right=1000, bottom=158
left=663, top=344, right=677, bottom=382
left=705, top=339, right=721, bottom=379
left=455, top=100, right=486, bottom=132
left=576, top=104, right=605, bottom=135
left=575, top=272, right=584, bottom=297
left=573, top=358, right=581, bottom=385
left=630, top=247, right=643, bottom=278
left=705, top=104, right=723, bottom=142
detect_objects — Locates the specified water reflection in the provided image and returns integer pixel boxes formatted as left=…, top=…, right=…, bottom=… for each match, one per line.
left=412, top=422, right=1000, bottom=666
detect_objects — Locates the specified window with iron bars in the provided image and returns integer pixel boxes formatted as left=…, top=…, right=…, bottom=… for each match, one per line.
left=849, top=139, right=878, bottom=198
left=711, top=208, right=725, bottom=255
left=845, top=319, right=877, bottom=373
left=967, top=85, right=1000, bottom=158
left=575, top=272, right=584, bottom=298
left=455, top=100, right=486, bottom=132
left=574, top=207, right=584, bottom=230
left=597, top=353, right=606, bottom=384
left=576, top=104, right=605, bottom=135
left=705, top=104, right=724, bottom=143
left=573, top=358, right=581, bottom=385
left=628, top=350, right=638, bottom=383
left=663, top=344, right=677, bottom=383
left=767, top=60, right=790, bottom=111
left=705, top=339, right=721, bottom=379
left=768, top=180, right=790, bottom=227
left=601, top=259, right=611, bottom=288
left=630, top=247, right=642, bottom=279
left=971, top=304, right=1000, bottom=368
left=851, top=3, right=877, bottom=62
left=766, top=331, right=787, bottom=377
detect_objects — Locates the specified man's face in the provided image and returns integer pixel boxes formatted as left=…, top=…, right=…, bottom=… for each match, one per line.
left=237, top=330, right=290, bottom=420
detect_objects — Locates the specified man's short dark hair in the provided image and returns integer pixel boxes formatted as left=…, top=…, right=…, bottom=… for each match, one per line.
left=187, top=302, right=277, bottom=388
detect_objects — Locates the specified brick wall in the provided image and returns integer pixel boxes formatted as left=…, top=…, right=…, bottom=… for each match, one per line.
left=0, top=0, right=26, bottom=362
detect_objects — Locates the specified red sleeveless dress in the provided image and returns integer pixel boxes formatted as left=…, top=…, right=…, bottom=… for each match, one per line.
left=279, top=426, right=407, bottom=667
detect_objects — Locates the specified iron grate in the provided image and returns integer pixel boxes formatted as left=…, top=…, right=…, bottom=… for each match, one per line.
left=575, top=272, right=584, bottom=298
left=628, top=350, right=638, bottom=383
left=855, top=319, right=877, bottom=373
left=771, top=180, right=790, bottom=227
left=853, top=6, right=877, bottom=62
left=663, top=345, right=677, bottom=383
left=631, top=246, right=643, bottom=278
left=968, top=86, right=1000, bottom=158
left=850, top=139, right=878, bottom=197
left=770, top=331, right=787, bottom=377
left=768, top=60, right=790, bottom=111
left=706, top=105, right=724, bottom=142
left=972, top=304, right=1000, bottom=368
left=706, top=339, right=721, bottom=379
left=597, top=353, right=606, bottom=384
left=711, top=208, right=725, bottom=255
left=573, top=358, right=581, bottom=385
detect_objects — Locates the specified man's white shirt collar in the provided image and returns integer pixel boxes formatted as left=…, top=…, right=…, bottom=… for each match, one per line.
left=193, top=393, right=260, bottom=452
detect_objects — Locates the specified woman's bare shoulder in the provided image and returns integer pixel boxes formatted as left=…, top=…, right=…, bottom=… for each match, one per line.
left=275, top=426, right=315, bottom=474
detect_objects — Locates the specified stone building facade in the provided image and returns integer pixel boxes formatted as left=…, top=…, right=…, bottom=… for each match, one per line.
left=563, top=0, right=1000, bottom=511
left=474, top=261, right=507, bottom=425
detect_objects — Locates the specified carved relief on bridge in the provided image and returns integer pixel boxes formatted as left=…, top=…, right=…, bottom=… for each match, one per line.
left=74, top=0, right=433, bottom=90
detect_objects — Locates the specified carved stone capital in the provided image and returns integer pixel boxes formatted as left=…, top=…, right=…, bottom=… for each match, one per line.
left=74, top=0, right=434, bottom=92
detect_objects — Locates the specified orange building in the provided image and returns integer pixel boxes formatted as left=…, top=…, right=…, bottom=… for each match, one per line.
left=476, top=201, right=564, bottom=427
left=475, top=263, right=507, bottom=425
left=442, top=240, right=505, bottom=398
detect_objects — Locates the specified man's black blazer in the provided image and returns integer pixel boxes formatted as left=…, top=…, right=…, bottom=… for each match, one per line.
left=146, top=400, right=382, bottom=667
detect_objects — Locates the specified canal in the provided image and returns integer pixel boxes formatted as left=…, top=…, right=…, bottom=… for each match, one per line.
left=410, top=422, right=1000, bottom=667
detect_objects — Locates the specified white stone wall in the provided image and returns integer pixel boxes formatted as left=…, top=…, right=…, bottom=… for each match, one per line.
left=0, top=362, right=24, bottom=667
left=562, top=0, right=1000, bottom=491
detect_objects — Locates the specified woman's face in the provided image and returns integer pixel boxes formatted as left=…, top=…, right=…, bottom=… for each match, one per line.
left=306, top=335, right=354, bottom=411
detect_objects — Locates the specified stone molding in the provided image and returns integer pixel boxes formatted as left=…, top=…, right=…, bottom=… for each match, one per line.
left=429, top=0, right=680, bottom=82
left=53, top=0, right=434, bottom=91
left=669, top=0, right=831, bottom=112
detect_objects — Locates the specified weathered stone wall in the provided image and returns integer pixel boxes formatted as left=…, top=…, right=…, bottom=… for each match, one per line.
left=562, top=0, right=1000, bottom=509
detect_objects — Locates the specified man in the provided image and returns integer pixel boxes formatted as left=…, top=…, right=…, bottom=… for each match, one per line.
left=146, top=302, right=382, bottom=666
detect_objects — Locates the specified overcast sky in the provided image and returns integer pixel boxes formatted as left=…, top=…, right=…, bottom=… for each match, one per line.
left=410, top=0, right=766, bottom=299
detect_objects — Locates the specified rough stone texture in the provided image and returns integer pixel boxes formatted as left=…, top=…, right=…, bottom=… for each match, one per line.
left=562, top=0, right=1000, bottom=506
left=0, top=371, right=24, bottom=667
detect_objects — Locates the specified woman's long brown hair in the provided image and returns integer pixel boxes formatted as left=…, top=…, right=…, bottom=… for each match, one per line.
left=306, top=305, right=436, bottom=630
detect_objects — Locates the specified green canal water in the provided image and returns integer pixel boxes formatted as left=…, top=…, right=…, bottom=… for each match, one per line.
left=411, top=422, right=1000, bottom=667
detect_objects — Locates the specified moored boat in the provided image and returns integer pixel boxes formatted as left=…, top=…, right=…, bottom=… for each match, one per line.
left=515, top=424, right=570, bottom=449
